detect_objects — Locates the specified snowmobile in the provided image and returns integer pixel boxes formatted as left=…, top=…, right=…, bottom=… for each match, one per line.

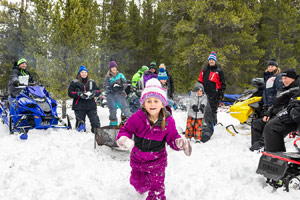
left=256, top=137, right=300, bottom=192
left=226, top=78, right=264, bottom=136
left=0, top=85, right=71, bottom=139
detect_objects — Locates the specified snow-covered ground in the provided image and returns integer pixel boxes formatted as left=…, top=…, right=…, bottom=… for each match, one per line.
left=0, top=103, right=299, bottom=200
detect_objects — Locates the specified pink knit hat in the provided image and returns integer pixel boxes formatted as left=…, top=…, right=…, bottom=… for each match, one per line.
left=140, top=78, right=168, bottom=107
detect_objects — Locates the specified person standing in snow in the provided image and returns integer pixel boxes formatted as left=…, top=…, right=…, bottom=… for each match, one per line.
left=143, top=61, right=158, bottom=87
left=68, top=65, right=101, bottom=132
left=185, top=82, right=213, bottom=143
left=116, top=78, right=191, bottom=200
left=131, top=65, right=149, bottom=90
left=158, top=68, right=177, bottom=110
left=250, top=58, right=284, bottom=151
left=8, top=58, right=35, bottom=97
left=159, top=63, right=175, bottom=99
left=198, top=51, right=226, bottom=124
left=104, top=61, right=132, bottom=126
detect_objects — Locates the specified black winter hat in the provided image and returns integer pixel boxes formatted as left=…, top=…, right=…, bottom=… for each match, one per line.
left=282, top=69, right=297, bottom=79
left=267, top=58, right=278, bottom=67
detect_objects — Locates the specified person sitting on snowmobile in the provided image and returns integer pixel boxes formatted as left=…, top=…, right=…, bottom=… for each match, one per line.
left=68, top=65, right=101, bottom=132
left=250, top=58, right=284, bottom=151
left=185, top=82, right=214, bottom=143
left=263, top=69, right=300, bottom=152
left=8, top=58, right=35, bottom=98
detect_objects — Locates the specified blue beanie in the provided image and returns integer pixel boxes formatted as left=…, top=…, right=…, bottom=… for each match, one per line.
left=78, top=65, right=88, bottom=74
left=158, top=68, right=168, bottom=80
left=208, top=51, right=217, bottom=62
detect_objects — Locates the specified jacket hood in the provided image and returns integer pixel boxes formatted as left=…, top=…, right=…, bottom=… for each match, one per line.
left=12, top=62, right=19, bottom=70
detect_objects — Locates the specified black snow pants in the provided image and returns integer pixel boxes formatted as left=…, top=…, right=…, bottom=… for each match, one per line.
left=251, top=118, right=266, bottom=145
left=264, top=117, right=298, bottom=152
left=75, top=109, right=101, bottom=132
left=207, top=95, right=218, bottom=124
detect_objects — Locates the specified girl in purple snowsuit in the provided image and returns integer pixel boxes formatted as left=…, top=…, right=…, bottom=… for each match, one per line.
left=116, top=78, right=192, bottom=200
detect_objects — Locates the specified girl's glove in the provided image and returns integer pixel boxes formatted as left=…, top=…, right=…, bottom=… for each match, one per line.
left=175, top=137, right=192, bottom=156
left=116, top=136, right=134, bottom=151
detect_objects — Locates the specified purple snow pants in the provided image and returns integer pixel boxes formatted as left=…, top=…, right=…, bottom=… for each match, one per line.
left=130, top=167, right=166, bottom=200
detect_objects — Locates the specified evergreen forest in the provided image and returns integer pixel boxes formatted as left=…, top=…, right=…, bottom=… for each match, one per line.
left=1, top=0, right=300, bottom=98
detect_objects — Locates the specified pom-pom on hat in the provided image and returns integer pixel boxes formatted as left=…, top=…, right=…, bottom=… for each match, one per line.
left=109, top=61, right=118, bottom=69
left=140, top=78, right=168, bottom=107
left=282, top=69, right=297, bottom=79
left=208, top=51, right=217, bottom=62
left=267, top=58, right=278, bottom=67
left=78, top=65, right=88, bottom=74
left=158, top=68, right=168, bottom=80
left=17, top=58, right=27, bottom=66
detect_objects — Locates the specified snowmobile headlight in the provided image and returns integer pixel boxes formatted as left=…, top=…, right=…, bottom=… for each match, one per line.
left=33, top=97, right=45, bottom=103
left=26, top=103, right=37, bottom=108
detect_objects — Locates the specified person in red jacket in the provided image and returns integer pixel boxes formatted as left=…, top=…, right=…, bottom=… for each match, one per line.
left=198, top=51, right=226, bottom=124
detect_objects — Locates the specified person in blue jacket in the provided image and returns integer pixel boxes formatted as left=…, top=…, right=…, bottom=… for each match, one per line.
left=104, top=61, right=132, bottom=126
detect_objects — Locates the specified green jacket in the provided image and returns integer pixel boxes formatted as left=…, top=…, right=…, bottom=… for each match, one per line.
left=131, top=69, right=144, bottom=87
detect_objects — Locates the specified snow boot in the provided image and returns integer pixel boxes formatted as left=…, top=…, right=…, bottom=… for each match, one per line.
left=249, top=140, right=265, bottom=151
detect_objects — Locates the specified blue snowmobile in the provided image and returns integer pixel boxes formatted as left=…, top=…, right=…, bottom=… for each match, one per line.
left=0, top=85, right=71, bottom=139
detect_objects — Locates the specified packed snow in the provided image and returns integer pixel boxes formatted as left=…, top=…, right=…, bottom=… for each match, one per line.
left=0, top=102, right=299, bottom=200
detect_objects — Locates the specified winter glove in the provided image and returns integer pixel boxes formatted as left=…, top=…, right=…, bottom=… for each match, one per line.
left=199, top=104, right=205, bottom=113
left=192, top=105, right=199, bottom=112
left=12, top=80, right=19, bottom=87
left=116, top=136, right=134, bottom=151
left=287, top=100, right=300, bottom=123
left=289, top=106, right=300, bottom=124
left=175, top=137, right=192, bottom=156
left=84, top=91, right=96, bottom=99
left=113, top=83, right=123, bottom=89
left=77, top=91, right=89, bottom=100
left=277, top=109, right=293, bottom=125
left=263, top=106, right=273, bottom=118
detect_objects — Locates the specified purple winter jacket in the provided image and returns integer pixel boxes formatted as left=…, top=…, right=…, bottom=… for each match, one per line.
left=117, top=109, right=181, bottom=171
left=143, top=70, right=158, bottom=87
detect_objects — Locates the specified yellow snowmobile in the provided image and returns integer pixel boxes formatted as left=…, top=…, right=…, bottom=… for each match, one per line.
left=226, top=78, right=264, bottom=136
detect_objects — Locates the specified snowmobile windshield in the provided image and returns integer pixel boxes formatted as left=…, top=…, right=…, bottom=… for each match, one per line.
left=27, top=86, right=45, bottom=98
left=251, top=78, right=264, bottom=90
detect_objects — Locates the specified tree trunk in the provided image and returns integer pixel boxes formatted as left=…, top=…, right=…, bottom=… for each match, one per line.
left=62, top=99, right=67, bottom=119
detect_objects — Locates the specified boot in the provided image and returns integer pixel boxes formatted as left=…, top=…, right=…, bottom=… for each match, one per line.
left=249, top=140, right=265, bottom=151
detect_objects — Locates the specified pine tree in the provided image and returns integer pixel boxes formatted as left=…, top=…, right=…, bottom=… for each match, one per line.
left=259, top=0, right=299, bottom=70
left=0, top=0, right=29, bottom=93
left=45, top=0, right=100, bottom=115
